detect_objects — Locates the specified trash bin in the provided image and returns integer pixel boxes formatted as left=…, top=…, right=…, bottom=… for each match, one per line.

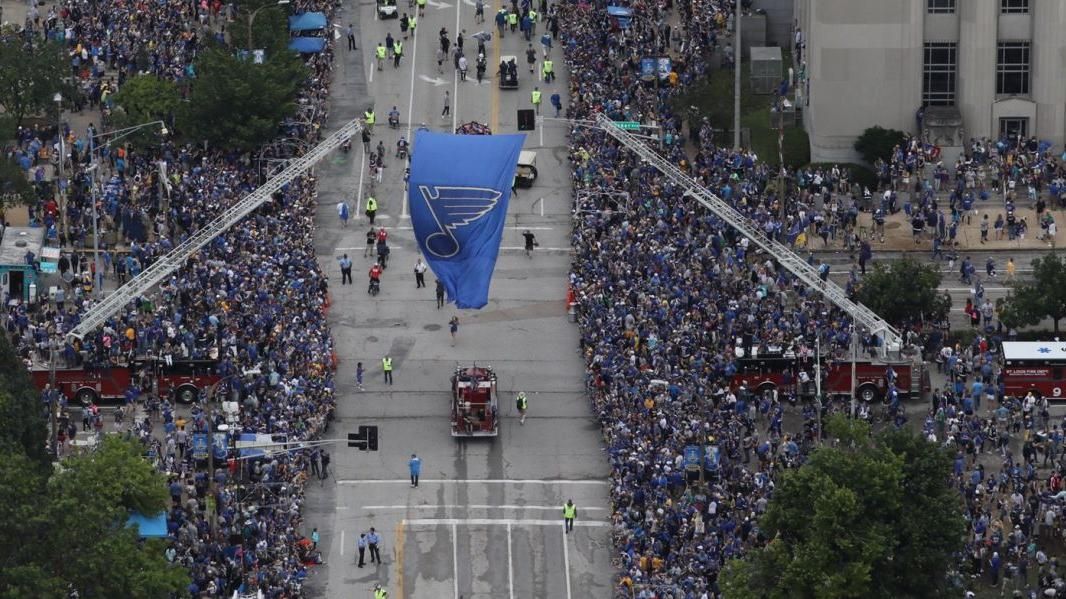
left=567, top=302, right=577, bottom=323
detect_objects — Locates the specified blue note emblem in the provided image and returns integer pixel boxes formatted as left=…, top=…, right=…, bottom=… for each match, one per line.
left=417, top=184, right=501, bottom=258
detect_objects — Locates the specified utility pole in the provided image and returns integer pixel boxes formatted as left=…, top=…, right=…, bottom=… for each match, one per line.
left=850, top=326, right=858, bottom=419
left=733, top=0, right=741, bottom=150
left=49, top=335, right=58, bottom=458
left=54, top=93, right=65, bottom=244
left=814, top=334, right=822, bottom=444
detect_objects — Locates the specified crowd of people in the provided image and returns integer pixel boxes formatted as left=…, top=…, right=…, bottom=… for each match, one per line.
left=561, top=1, right=1066, bottom=598
left=6, top=0, right=343, bottom=596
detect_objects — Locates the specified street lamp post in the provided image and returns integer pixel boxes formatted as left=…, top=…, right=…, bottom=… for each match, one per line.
left=48, top=335, right=58, bottom=458
left=54, top=93, right=65, bottom=244
left=247, top=0, right=291, bottom=52
left=208, top=422, right=230, bottom=535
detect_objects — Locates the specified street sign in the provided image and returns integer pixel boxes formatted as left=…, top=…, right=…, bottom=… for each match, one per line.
left=612, top=121, right=641, bottom=131
left=348, top=426, right=379, bottom=451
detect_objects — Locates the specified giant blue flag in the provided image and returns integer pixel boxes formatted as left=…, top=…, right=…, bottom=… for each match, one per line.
left=408, top=131, right=525, bottom=308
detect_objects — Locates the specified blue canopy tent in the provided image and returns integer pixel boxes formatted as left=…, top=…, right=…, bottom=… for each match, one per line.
left=127, top=512, right=168, bottom=538
left=289, top=37, right=327, bottom=53
left=288, top=11, right=327, bottom=32
left=607, top=6, right=633, bottom=29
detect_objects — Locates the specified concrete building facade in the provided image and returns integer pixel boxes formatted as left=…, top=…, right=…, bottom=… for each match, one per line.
left=794, top=0, right=1066, bottom=163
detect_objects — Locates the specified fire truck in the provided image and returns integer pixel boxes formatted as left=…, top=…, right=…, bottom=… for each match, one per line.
left=450, top=365, right=499, bottom=437
left=30, top=357, right=222, bottom=406
left=730, top=349, right=929, bottom=402
left=1002, top=341, right=1066, bottom=400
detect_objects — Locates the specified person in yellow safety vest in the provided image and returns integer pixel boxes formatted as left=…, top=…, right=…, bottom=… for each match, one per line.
left=516, top=391, right=528, bottom=424
left=375, top=43, right=387, bottom=70
left=531, top=87, right=542, bottom=114
left=409, top=14, right=417, bottom=33
left=374, top=584, right=388, bottom=599
left=416, top=0, right=426, bottom=16
left=382, top=355, right=393, bottom=385
left=507, top=10, right=518, bottom=33
left=393, top=40, right=403, bottom=67
left=364, top=109, right=376, bottom=134
left=563, top=499, right=577, bottom=533
left=541, top=59, right=553, bottom=83
left=365, top=196, right=378, bottom=224
left=528, top=9, right=537, bottom=34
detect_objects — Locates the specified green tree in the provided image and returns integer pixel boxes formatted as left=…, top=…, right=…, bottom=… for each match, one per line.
left=856, top=257, right=950, bottom=327
left=1000, top=253, right=1066, bottom=333
left=181, top=47, right=306, bottom=151
left=720, top=416, right=965, bottom=599
left=853, top=126, right=907, bottom=165
left=0, top=333, right=48, bottom=465
left=0, top=437, right=188, bottom=598
left=0, top=38, right=71, bottom=128
left=108, top=75, right=181, bottom=148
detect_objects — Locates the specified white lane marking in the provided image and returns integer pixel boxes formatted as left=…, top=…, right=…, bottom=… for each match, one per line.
left=451, top=0, right=461, bottom=133
left=562, top=523, right=572, bottom=599
left=361, top=504, right=608, bottom=511
left=402, top=24, right=419, bottom=220
left=340, top=529, right=345, bottom=555
left=369, top=61, right=375, bottom=83
left=336, top=479, right=607, bottom=485
left=507, top=523, right=515, bottom=599
left=452, top=522, right=460, bottom=599
left=420, top=74, right=450, bottom=86
left=405, top=518, right=609, bottom=527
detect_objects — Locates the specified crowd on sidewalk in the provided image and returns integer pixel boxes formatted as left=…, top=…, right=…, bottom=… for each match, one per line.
left=562, top=1, right=1066, bottom=598
left=4, top=0, right=343, bottom=596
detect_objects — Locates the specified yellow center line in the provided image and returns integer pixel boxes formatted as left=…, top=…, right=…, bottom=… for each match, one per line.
left=491, top=1, right=501, bottom=133
left=395, top=519, right=406, bottom=598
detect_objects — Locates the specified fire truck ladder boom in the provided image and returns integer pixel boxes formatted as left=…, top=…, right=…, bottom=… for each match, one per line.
left=67, top=118, right=363, bottom=341
left=593, top=113, right=902, bottom=354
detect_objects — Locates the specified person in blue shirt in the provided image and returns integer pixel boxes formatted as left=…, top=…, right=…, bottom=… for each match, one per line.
left=409, top=453, right=422, bottom=487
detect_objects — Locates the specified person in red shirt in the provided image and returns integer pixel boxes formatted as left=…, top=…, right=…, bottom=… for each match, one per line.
left=369, top=263, right=383, bottom=294
left=377, top=227, right=388, bottom=243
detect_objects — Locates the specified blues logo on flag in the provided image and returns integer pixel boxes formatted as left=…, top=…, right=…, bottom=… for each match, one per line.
left=408, top=131, right=525, bottom=309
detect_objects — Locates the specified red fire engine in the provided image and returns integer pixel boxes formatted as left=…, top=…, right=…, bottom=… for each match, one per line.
left=1002, top=341, right=1066, bottom=400
left=451, top=365, right=499, bottom=437
left=30, top=357, right=222, bottom=406
left=730, top=350, right=929, bottom=402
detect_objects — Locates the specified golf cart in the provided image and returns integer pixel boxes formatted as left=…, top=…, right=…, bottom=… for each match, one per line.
left=499, top=55, right=519, bottom=89
left=377, top=0, right=398, bottom=18
left=515, top=150, right=537, bottom=188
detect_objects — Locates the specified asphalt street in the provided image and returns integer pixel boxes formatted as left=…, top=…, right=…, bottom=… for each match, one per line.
left=303, top=1, right=612, bottom=598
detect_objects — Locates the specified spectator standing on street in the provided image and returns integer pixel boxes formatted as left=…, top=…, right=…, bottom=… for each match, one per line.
left=320, top=450, right=331, bottom=480
left=356, top=361, right=365, bottom=391
left=337, top=200, right=350, bottom=227
left=449, top=316, right=459, bottom=345
left=409, top=453, right=422, bottom=487
left=436, top=279, right=446, bottom=308
left=414, top=258, right=428, bottom=287
left=347, top=24, right=356, bottom=50
left=442, top=90, right=451, bottom=118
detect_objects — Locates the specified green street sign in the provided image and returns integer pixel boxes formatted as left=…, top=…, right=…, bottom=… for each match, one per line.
left=612, top=121, right=641, bottom=131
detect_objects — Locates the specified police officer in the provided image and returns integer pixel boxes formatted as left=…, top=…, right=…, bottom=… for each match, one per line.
left=374, top=584, right=388, bottom=599
left=563, top=499, right=577, bottom=533
left=339, top=254, right=353, bottom=285
left=516, top=391, right=528, bottom=424
left=541, top=58, right=553, bottom=83
left=365, top=107, right=376, bottom=133
left=375, top=43, right=387, bottom=70
left=531, top=86, right=542, bottom=114
left=382, top=355, right=393, bottom=385
left=393, top=39, right=403, bottom=68
left=357, top=533, right=368, bottom=567
left=367, top=527, right=382, bottom=563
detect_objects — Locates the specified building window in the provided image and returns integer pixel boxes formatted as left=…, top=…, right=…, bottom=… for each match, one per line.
left=928, top=0, right=955, bottom=13
left=1001, top=0, right=1029, bottom=14
left=996, top=42, right=1030, bottom=96
left=999, top=117, right=1028, bottom=139
left=923, top=42, right=957, bottom=106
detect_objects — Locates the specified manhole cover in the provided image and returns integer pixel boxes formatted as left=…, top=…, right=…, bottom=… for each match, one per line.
left=423, top=324, right=441, bottom=331
left=366, top=336, right=379, bottom=342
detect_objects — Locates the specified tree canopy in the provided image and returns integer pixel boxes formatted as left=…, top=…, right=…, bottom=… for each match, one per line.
left=0, top=436, right=189, bottom=598
left=719, top=417, right=966, bottom=599
left=181, top=47, right=306, bottom=151
left=853, top=126, right=907, bottom=165
left=108, top=75, right=181, bottom=149
left=856, top=256, right=950, bottom=328
left=999, top=253, right=1066, bottom=333
left=0, top=37, right=71, bottom=129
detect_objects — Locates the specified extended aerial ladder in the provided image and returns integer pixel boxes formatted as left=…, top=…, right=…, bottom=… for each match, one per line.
left=67, top=118, right=363, bottom=340
left=593, top=113, right=902, bottom=355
